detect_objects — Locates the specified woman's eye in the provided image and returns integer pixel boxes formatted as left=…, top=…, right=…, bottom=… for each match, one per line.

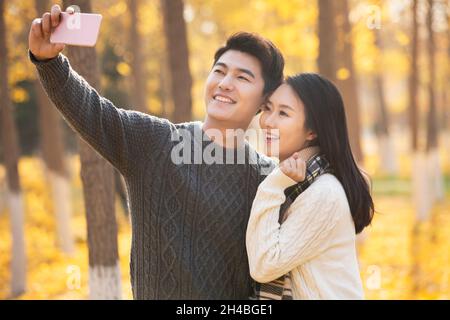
left=280, top=111, right=288, bottom=117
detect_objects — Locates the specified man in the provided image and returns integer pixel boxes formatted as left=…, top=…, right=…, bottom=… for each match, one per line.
left=28, top=4, right=284, bottom=299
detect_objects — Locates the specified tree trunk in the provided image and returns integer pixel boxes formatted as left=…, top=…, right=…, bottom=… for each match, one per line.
left=128, top=0, right=147, bottom=113
left=425, top=0, right=444, bottom=202
left=34, top=0, right=74, bottom=255
left=409, top=0, right=419, bottom=152
left=63, top=0, right=122, bottom=300
left=0, top=0, right=26, bottom=297
left=409, top=0, right=430, bottom=222
left=374, top=29, right=398, bottom=174
left=445, top=7, right=450, bottom=168
left=161, top=0, right=193, bottom=123
left=159, top=48, right=171, bottom=119
left=317, top=0, right=337, bottom=83
left=335, top=0, right=363, bottom=164
left=425, top=0, right=438, bottom=153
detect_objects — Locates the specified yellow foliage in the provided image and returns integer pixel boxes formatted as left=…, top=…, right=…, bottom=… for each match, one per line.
left=359, top=197, right=450, bottom=299
left=0, top=0, right=449, bottom=300
left=337, top=67, right=351, bottom=81
left=107, top=2, right=127, bottom=18
left=0, top=157, right=132, bottom=300
left=1, top=155, right=449, bottom=299
left=116, top=62, right=131, bottom=77
left=395, top=31, right=410, bottom=46
left=11, top=87, right=29, bottom=104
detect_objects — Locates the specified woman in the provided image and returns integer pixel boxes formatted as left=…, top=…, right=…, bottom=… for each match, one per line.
left=246, top=73, right=374, bottom=299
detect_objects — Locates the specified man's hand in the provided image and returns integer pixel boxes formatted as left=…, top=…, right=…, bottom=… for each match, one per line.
left=280, top=152, right=307, bottom=183
left=28, top=4, right=74, bottom=61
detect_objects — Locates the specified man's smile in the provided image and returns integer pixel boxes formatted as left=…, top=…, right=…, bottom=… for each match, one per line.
left=213, top=94, right=236, bottom=104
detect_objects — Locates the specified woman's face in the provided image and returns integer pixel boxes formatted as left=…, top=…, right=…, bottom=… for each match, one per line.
left=259, top=83, right=316, bottom=161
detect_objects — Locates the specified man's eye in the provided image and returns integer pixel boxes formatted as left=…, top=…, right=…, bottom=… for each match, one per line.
left=214, top=69, right=225, bottom=75
left=238, top=76, right=249, bottom=82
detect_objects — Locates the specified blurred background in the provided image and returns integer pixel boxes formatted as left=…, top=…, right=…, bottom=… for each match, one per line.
left=0, top=0, right=449, bottom=300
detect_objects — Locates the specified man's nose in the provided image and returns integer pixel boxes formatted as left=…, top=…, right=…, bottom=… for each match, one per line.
left=218, top=75, right=234, bottom=91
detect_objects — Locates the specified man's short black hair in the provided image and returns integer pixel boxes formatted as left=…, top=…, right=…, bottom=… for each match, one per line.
left=213, top=32, right=284, bottom=96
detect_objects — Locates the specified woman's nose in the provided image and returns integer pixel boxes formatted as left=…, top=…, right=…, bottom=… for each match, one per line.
left=262, top=112, right=277, bottom=129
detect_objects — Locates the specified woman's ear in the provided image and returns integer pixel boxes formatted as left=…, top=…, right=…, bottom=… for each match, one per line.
left=306, top=130, right=317, bottom=143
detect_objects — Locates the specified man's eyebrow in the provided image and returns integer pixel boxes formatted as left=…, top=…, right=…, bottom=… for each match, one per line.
left=214, top=62, right=228, bottom=69
left=238, top=68, right=255, bottom=79
left=214, top=62, right=255, bottom=79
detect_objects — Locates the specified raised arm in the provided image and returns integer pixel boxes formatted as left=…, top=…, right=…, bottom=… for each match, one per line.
left=28, top=4, right=171, bottom=176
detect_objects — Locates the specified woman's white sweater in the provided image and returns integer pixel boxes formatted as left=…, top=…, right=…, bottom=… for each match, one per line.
left=246, top=168, right=364, bottom=299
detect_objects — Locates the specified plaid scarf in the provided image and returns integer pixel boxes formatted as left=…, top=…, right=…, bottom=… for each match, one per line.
left=251, top=152, right=332, bottom=300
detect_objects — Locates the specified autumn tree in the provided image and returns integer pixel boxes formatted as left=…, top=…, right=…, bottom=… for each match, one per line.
left=161, top=0, right=193, bottom=123
left=425, top=0, right=444, bottom=202
left=409, top=0, right=430, bottom=221
left=335, top=0, right=363, bottom=164
left=373, top=26, right=398, bottom=174
left=409, top=0, right=419, bottom=153
left=128, top=0, right=147, bottom=113
left=317, top=0, right=337, bottom=83
left=62, top=0, right=122, bottom=299
left=34, top=0, right=74, bottom=255
left=0, top=0, right=26, bottom=297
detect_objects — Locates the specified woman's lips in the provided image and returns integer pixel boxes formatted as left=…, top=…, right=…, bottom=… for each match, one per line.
left=265, top=136, right=279, bottom=144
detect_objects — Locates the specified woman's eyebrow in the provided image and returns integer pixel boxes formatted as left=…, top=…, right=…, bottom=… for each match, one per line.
left=265, top=100, right=294, bottom=111
left=279, top=104, right=295, bottom=111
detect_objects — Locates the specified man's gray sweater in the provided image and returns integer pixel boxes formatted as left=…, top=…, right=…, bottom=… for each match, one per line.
left=30, top=51, right=275, bottom=299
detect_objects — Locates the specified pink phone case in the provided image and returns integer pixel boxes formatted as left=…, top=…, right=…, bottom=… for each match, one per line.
left=50, top=12, right=102, bottom=47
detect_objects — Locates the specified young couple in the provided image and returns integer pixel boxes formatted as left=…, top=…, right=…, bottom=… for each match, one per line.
left=28, top=5, right=373, bottom=299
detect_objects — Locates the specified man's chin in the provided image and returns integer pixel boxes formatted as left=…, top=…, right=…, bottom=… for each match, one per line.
left=206, top=106, right=234, bottom=123
left=205, top=106, right=254, bottom=130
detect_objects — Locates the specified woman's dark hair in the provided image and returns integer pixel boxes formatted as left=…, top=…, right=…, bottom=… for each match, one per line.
left=286, top=73, right=374, bottom=234
left=213, top=32, right=284, bottom=96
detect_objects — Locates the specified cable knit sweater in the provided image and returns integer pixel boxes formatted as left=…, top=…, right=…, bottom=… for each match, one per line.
left=30, top=51, right=275, bottom=299
left=246, top=168, right=364, bottom=299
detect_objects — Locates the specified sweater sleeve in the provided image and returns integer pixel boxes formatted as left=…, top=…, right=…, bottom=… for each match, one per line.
left=29, top=50, right=171, bottom=176
left=246, top=169, right=344, bottom=283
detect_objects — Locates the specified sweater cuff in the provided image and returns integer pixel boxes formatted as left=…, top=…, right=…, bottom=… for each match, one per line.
left=29, top=50, right=69, bottom=88
left=264, top=167, right=298, bottom=189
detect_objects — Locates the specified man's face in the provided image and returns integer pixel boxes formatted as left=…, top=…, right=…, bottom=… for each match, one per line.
left=204, top=50, right=265, bottom=129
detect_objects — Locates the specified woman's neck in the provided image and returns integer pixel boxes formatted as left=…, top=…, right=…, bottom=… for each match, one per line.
left=279, top=146, right=320, bottom=162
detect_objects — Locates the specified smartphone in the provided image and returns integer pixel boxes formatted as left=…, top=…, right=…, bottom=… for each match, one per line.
left=50, top=12, right=102, bottom=47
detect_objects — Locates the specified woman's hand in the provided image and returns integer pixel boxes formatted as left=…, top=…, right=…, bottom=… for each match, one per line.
left=280, top=152, right=307, bottom=182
